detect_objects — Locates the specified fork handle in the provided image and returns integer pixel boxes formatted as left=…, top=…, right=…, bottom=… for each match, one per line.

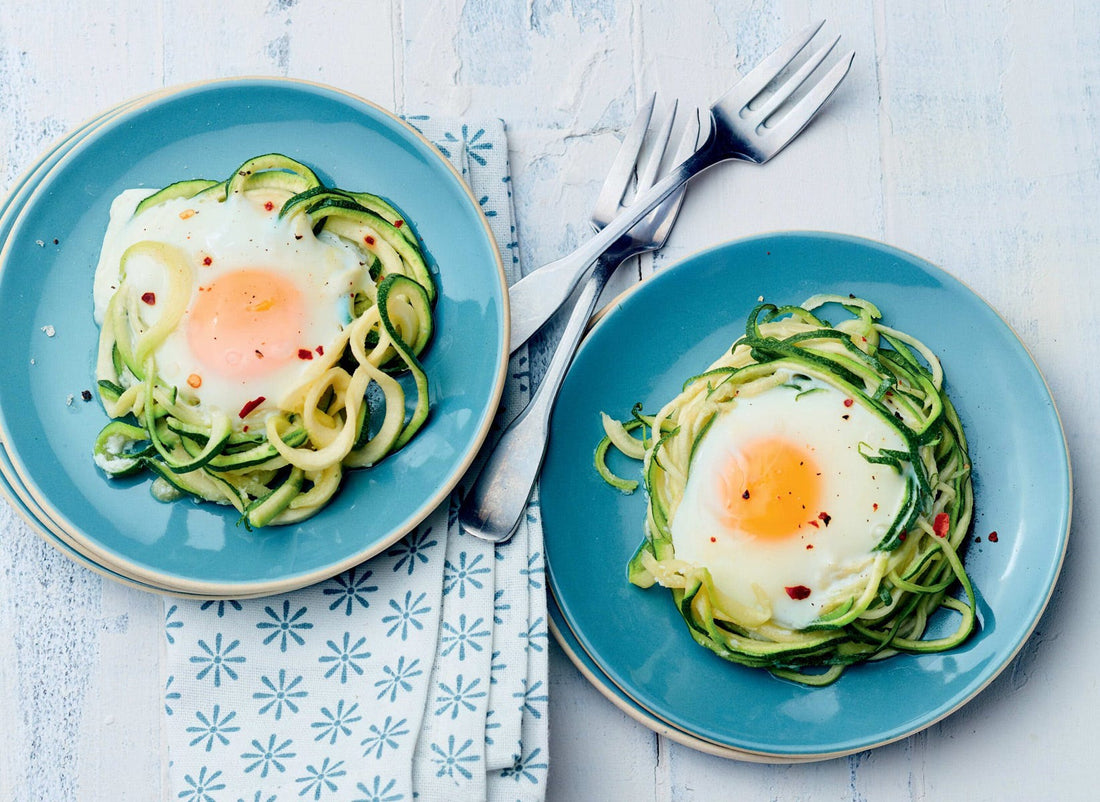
left=507, top=128, right=725, bottom=353
left=459, top=252, right=618, bottom=543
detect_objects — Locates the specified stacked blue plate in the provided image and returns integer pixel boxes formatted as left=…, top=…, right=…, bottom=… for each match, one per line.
left=0, top=79, right=508, bottom=598
left=539, top=233, right=1072, bottom=760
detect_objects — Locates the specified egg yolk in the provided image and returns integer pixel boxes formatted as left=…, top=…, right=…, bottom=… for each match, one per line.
left=187, top=268, right=307, bottom=378
left=714, top=437, right=821, bottom=539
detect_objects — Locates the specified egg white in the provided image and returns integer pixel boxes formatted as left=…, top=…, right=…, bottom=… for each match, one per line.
left=93, top=187, right=367, bottom=423
left=669, top=379, right=911, bottom=630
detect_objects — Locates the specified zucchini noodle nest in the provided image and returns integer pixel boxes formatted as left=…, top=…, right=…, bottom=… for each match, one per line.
left=596, top=295, right=976, bottom=685
left=92, top=154, right=435, bottom=528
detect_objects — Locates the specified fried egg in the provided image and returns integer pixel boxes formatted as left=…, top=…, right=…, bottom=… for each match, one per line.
left=669, top=379, right=911, bottom=630
left=93, top=187, right=366, bottom=424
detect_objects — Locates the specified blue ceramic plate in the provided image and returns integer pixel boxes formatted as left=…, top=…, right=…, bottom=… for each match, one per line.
left=541, top=232, right=1070, bottom=757
left=0, top=79, right=507, bottom=595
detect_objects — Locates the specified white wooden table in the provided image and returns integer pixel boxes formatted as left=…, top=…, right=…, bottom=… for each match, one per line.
left=0, top=2, right=1093, bottom=799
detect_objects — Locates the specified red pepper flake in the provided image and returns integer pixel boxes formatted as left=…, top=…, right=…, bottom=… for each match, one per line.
left=899, top=533, right=907, bottom=541
left=873, top=503, right=879, bottom=511
left=394, top=219, right=404, bottom=228
left=364, top=235, right=376, bottom=245
left=141, top=291, right=156, bottom=305
left=806, top=544, right=814, bottom=550
left=785, top=585, right=812, bottom=600
left=818, top=511, right=831, bottom=526
left=263, top=201, right=275, bottom=211
left=238, top=396, right=265, bottom=418
left=202, top=256, right=213, bottom=266
left=933, top=512, right=950, bottom=538
left=242, top=425, right=250, bottom=432
left=710, top=536, right=717, bottom=543
left=741, top=489, right=750, bottom=500
left=254, top=350, right=264, bottom=359
left=315, top=345, right=324, bottom=356
left=843, top=398, right=854, bottom=408
left=298, top=348, right=314, bottom=360
left=988, top=531, right=999, bottom=543
left=808, top=519, right=820, bottom=528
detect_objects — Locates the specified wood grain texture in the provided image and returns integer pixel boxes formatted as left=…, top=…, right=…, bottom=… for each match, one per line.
left=0, top=0, right=1095, bottom=799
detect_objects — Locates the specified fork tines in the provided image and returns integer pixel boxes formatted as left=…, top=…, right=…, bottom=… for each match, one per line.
left=735, top=21, right=855, bottom=139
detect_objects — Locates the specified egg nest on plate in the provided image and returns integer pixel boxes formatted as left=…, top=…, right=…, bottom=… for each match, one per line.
left=91, top=154, right=435, bottom=528
left=597, top=295, right=976, bottom=686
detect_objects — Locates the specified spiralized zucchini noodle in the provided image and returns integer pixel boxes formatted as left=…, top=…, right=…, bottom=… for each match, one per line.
left=596, top=295, right=976, bottom=685
left=92, top=154, right=435, bottom=528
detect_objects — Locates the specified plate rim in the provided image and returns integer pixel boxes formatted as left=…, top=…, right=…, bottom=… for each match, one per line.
left=542, top=229, right=1072, bottom=756
left=547, top=588, right=830, bottom=764
left=0, top=76, right=510, bottom=596
left=0, top=95, right=172, bottom=585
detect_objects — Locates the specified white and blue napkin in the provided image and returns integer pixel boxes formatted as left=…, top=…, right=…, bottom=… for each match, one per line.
left=163, top=119, right=549, bottom=802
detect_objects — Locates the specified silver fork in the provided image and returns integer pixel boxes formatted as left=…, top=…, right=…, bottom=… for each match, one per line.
left=462, top=20, right=855, bottom=544
left=507, top=19, right=854, bottom=354
left=457, top=98, right=693, bottom=544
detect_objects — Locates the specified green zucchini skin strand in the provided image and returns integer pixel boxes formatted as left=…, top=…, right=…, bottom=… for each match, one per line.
left=375, top=274, right=431, bottom=451
left=224, top=153, right=321, bottom=197
left=598, top=296, right=976, bottom=686
left=133, top=179, right=220, bottom=215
